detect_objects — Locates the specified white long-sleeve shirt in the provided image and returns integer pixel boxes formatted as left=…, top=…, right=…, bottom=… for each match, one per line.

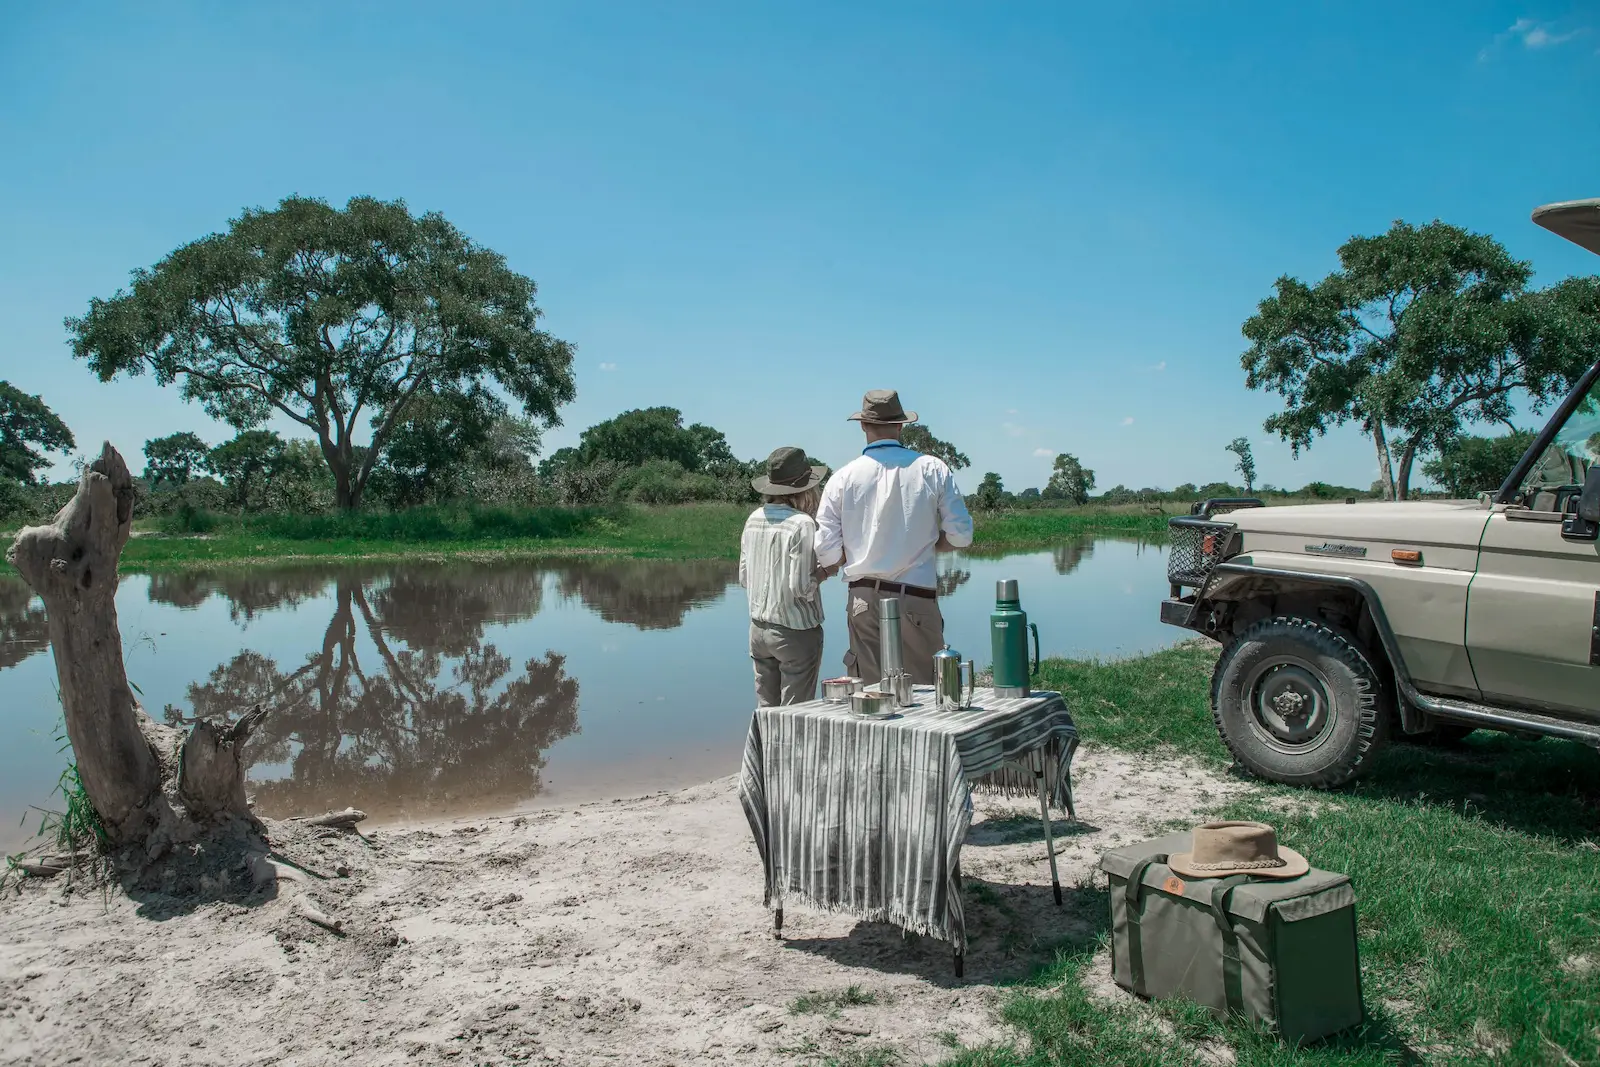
left=739, top=505, right=824, bottom=629
left=814, top=441, right=974, bottom=591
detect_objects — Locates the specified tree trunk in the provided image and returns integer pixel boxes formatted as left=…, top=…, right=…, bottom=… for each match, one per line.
left=7, top=443, right=268, bottom=869
left=1370, top=421, right=1396, bottom=501
left=1394, top=436, right=1421, bottom=502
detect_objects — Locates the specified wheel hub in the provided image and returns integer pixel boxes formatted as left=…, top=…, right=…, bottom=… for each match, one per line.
left=1249, top=661, right=1331, bottom=747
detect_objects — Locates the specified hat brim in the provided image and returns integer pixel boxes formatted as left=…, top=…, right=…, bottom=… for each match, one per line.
left=751, top=465, right=827, bottom=496
left=847, top=409, right=918, bottom=424
left=1167, top=846, right=1310, bottom=881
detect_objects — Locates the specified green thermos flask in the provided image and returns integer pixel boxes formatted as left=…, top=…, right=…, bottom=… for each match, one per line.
left=990, top=578, right=1040, bottom=698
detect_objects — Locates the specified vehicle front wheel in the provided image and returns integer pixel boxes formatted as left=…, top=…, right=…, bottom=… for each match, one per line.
left=1210, top=617, right=1391, bottom=789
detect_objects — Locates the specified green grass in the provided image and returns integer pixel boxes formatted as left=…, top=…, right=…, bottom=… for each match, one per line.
left=1, top=502, right=1178, bottom=573
left=822, top=1047, right=902, bottom=1067
left=972, top=643, right=1600, bottom=1066
left=790, top=985, right=886, bottom=1016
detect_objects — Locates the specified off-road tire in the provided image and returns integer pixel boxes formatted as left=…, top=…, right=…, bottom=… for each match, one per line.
left=1210, top=616, right=1392, bottom=789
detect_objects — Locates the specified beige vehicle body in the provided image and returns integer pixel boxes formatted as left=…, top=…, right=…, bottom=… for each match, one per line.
left=1160, top=197, right=1600, bottom=786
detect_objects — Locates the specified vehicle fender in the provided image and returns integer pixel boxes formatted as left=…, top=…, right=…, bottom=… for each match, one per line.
left=1196, top=561, right=1430, bottom=734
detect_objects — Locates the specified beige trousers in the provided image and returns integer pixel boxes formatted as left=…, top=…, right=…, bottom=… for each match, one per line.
left=841, top=584, right=945, bottom=686
left=750, top=620, right=825, bottom=706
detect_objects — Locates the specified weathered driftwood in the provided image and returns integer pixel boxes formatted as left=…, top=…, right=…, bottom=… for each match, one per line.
left=299, top=808, right=368, bottom=830
left=17, top=863, right=66, bottom=879
left=250, top=851, right=343, bottom=933
left=6, top=444, right=269, bottom=863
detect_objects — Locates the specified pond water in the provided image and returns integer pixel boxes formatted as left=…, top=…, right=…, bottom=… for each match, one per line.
left=0, top=536, right=1174, bottom=849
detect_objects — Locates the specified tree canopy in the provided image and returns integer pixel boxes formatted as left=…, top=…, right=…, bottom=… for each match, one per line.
left=901, top=424, right=971, bottom=470
left=207, top=429, right=287, bottom=511
left=66, top=195, right=576, bottom=508
left=0, top=381, right=75, bottom=485
left=972, top=472, right=1007, bottom=511
left=1422, top=430, right=1536, bottom=499
left=1043, top=453, right=1095, bottom=505
left=577, top=406, right=732, bottom=471
left=1242, top=219, right=1600, bottom=499
left=142, top=431, right=210, bottom=488
left=1225, top=437, right=1257, bottom=493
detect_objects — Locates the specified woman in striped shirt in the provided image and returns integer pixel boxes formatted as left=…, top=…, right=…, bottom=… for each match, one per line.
left=739, top=446, right=836, bottom=705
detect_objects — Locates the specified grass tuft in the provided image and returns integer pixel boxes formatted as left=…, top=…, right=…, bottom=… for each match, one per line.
left=790, top=985, right=884, bottom=1016
left=822, top=1046, right=901, bottom=1067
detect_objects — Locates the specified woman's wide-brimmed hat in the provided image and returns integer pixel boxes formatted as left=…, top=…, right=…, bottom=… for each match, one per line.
left=751, top=446, right=827, bottom=496
left=847, top=389, right=919, bottom=425
left=1167, top=821, right=1309, bottom=880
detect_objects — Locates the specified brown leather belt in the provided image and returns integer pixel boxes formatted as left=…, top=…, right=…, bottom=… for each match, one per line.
left=849, top=578, right=936, bottom=599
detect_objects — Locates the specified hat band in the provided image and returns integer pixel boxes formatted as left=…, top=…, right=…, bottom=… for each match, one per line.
left=1187, top=857, right=1286, bottom=871
left=772, top=471, right=811, bottom=487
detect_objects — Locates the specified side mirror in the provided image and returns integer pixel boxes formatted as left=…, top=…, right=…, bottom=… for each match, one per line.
left=1560, top=466, right=1600, bottom=542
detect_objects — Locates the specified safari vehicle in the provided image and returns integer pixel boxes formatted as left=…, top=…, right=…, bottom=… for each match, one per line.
left=1161, top=197, right=1600, bottom=787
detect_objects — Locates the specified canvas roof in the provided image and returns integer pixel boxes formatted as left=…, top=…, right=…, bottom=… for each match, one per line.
left=1532, top=198, right=1600, bottom=256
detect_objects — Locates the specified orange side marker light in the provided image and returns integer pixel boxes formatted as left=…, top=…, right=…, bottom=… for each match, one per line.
left=1392, top=549, right=1422, bottom=565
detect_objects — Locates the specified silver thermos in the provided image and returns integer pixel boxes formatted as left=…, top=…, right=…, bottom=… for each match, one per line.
left=878, top=597, right=913, bottom=706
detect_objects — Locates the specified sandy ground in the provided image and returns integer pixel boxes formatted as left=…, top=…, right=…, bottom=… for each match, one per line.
left=0, top=747, right=1243, bottom=1067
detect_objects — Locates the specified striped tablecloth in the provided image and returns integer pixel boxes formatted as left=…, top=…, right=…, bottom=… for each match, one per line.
left=738, top=687, right=1078, bottom=952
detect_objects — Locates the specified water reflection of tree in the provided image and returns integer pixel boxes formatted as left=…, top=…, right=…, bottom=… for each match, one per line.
left=171, top=572, right=578, bottom=820
left=0, top=576, right=50, bottom=671
left=145, top=569, right=336, bottom=623
left=935, top=567, right=971, bottom=598
left=555, top=559, right=736, bottom=630
left=1052, top=538, right=1096, bottom=576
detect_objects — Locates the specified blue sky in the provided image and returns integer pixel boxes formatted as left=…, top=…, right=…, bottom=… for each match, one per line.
left=2, top=2, right=1598, bottom=494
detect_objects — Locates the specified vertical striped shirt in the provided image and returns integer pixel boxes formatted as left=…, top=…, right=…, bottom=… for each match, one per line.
left=739, top=505, right=824, bottom=630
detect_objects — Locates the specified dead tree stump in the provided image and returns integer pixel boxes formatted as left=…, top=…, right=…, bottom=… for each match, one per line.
left=7, top=443, right=269, bottom=875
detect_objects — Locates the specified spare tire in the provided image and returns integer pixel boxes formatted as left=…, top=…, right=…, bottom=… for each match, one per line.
left=1210, top=616, right=1391, bottom=788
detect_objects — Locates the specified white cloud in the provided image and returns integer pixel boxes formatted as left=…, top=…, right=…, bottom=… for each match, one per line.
left=1481, top=18, right=1584, bottom=59
left=1007, top=408, right=1019, bottom=415
left=1153, top=360, right=1167, bottom=372
left=1002, top=422, right=1026, bottom=438
left=598, top=362, right=617, bottom=371
left=1121, top=416, right=1135, bottom=426
left=1033, top=447, right=1054, bottom=458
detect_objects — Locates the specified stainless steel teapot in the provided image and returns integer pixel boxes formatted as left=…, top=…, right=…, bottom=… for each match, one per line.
left=932, top=644, right=975, bottom=711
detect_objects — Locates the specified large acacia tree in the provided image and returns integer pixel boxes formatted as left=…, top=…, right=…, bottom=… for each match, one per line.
left=67, top=195, right=576, bottom=508
left=1242, top=220, right=1599, bottom=499
left=0, top=380, right=75, bottom=484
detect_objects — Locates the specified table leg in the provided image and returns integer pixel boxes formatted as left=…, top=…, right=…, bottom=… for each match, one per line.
left=774, top=906, right=783, bottom=939
left=1064, top=763, right=1078, bottom=823
left=1032, top=748, right=1063, bottom=907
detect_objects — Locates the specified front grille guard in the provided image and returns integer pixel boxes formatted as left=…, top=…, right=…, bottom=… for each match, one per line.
left=1168, top=517, right=1236, bottom=588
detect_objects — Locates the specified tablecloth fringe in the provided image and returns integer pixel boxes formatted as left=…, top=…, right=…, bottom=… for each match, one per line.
left=970, top=764, right=1044, bottom=798
left=769, top=892, right=958, bottom=948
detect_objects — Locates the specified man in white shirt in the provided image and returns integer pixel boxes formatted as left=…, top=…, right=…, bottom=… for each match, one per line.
left=815, top=390, right=974, bottom=685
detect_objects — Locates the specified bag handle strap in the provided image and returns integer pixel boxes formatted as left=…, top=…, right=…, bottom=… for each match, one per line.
left=1122, top=855, right=1167, bottom=996
left=1209, top=874, right=1253, bottom=1016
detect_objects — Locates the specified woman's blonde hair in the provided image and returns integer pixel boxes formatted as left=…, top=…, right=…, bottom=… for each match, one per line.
left=766, top=486, right=821, bottom=516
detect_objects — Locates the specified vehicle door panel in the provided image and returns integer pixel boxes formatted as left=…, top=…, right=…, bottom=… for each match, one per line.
left=1466, top=512, right=1600, bottom=718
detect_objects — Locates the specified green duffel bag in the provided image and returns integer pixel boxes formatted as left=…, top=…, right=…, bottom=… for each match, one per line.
left=1100, top=829, right=1364, bottom=1044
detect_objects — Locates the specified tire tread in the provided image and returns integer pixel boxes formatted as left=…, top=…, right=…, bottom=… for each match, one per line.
left=1210, top=615, right=1390, bottom=788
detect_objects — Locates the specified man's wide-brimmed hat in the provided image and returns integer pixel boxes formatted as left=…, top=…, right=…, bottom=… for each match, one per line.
left=751, top=446, right=827, bottom=496
left=1167, top=821, right=1309, bottom=880
left=847, top=389, right=918, bottom=425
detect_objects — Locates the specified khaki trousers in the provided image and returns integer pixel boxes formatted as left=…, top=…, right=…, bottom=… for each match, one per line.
left=750, top=620, right=825, bottom=706
left=841, top=584, right=945, bottom=686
